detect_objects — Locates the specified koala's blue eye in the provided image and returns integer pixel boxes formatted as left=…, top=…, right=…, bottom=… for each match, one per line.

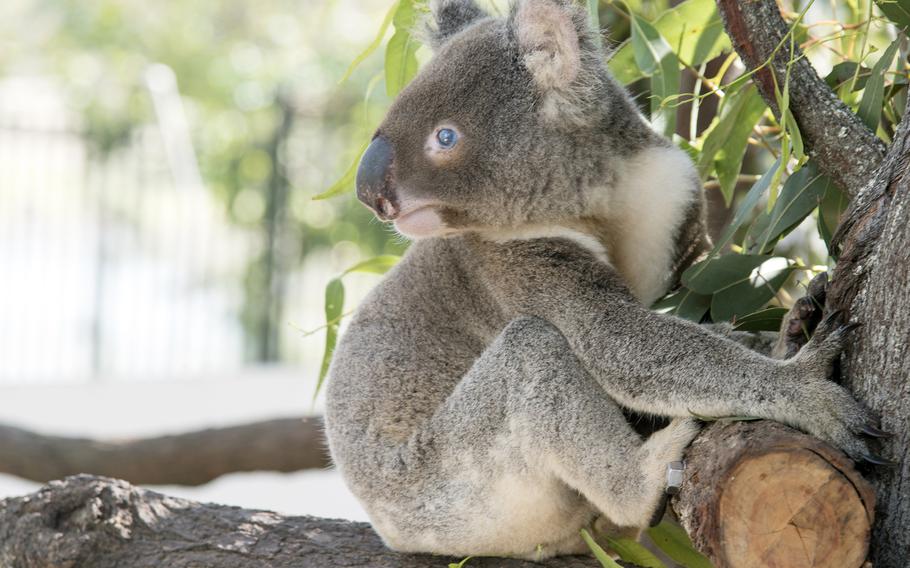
left=436, top=128, right=458, bottom=149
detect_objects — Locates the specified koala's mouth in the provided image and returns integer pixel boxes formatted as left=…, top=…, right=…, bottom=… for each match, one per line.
left=393, top=204, right=445, bottom=239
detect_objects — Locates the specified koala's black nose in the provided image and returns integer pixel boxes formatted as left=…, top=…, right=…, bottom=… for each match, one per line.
left=356, top=135, right=398, bottom=220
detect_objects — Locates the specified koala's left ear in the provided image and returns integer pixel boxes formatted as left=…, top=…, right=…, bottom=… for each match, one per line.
left=425, top=0, right=489, bottom=48
left=510, top=0, right=600, bottom=121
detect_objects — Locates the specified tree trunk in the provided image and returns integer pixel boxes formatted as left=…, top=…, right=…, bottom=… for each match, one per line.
left=673, top=420, right=874, bottom=568
left=823, top=94, right=910, bottom=568
left=0, top=475, right=606, bottom=568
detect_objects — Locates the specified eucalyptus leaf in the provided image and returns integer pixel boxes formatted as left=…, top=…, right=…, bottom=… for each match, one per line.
left=385, top=0, right=421, bottom=97
left=630, top=14, right=679, bottom=137
left=818, top=183, right=848, bottom=257
left=315, top=278, right=345, bottom=401
left=342, top=254, right=401, bottom=276
left=709, top=258, right=795, bottom=322
left=858, top=38, right=900, bottom=133
left=875, top=0, right=910, bottom=29
left=339, top=1, right=399, bottom=84
left=315, top=140, right=370, bottom=200
left=605, top=536, right=666, bottom=568
left=581, top=529, right=624, bottom=568
left=683, top=254, right=777, bottom=294
left=609, top=0, right=730, bottom=85
left=824, top=61, right=871, bottom=92
left=588, top=0, right=600, bottom=29
left=732, top=307, right=788, bottom=331
left=748, top=162, right=833, bottom=254
left=647, top=521, right=713, bottom=568
left=675, top=288, right=711, bottom=322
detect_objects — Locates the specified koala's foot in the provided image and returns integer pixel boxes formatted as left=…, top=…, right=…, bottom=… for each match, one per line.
left=789, top=323, right=894, bottom=465
left=772, top=272, right=828, bottom=359
left=639, top=418, right=702, bottom=525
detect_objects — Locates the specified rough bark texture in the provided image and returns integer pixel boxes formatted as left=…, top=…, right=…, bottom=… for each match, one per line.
left=674, top=420, right=874, bottom=568
left=0, top=475, right=606, bottom=568
left=824, top=100, right=910, bottom=567
left=716, top=0, right=886, bottom=197
left=0, top=417, right=329, bottom=486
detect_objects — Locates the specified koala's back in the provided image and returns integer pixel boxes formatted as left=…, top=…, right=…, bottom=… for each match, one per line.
left=325, top=238, right=498, bottom=466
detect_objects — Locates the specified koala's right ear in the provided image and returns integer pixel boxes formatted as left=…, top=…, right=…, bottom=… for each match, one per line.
left=425, top=0, right=488, bottom=48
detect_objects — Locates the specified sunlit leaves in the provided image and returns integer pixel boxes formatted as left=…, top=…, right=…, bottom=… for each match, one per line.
left=339, top=1, right=399, bottom=85
left=630, top=14, right=680, bottom=137
left=314, top=140, right=370, bottom=200
left=609, top=0, right=730, bottom=85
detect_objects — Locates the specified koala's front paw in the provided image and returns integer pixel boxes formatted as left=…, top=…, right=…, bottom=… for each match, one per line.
left=790, top=324, right=894, bottom=465
left=771, top=272, right=827, bottom=360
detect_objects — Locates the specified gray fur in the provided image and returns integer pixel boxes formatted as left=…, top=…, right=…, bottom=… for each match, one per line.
left=325, top=0, right=872, bottom=558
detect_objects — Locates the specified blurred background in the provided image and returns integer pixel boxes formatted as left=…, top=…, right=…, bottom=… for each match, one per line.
left=0, top=0, right=900, bottom=524
left=0, top=0, right=411, bottom=520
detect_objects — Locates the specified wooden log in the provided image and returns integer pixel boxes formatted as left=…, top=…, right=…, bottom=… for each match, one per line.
left=673, top=420, right=875, bottom=568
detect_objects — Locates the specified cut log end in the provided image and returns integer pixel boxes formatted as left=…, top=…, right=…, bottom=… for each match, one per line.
left=673, top=421, right=874, bottom=568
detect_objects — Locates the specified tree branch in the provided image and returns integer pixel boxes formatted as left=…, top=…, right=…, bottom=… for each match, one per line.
left=0, top=475, right=604, bottom=568
left=716, top=0, right=886, bottom=197
left=0, top=417, right=329, bottom=486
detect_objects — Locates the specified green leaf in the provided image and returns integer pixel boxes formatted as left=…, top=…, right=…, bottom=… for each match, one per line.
left=732, top=307, right=788, bottom=331
left=342, top=254, right=401, bottom=276
left=339, top=1, right=399, bottom=84
left=609, top=0, right=730, bottom=85
left=630, top=14, right=680, bottom=137
left=605, top=536, right=666, bottom=568
left=824, top=61, right=871, bottom=92
left=875, top=0, right=910, bottom=28
left=697, top=84, right=766, bottom=204
left=314, top=140, right=370, bottom=200
left=709, top=257, right=794, bottom=322
left=647, top=521, right=713, bottom=568
left=580, top=529, right=624, bottom=568
left=858, top=38, right=900, bottom=133
left=385, top=0, right=421, bottom=97
left=314, top=278, right=345, bottom=401
left=818, top=183, right=848, bottom=257
left=747, top=162, right=833, bottom=254
left=448, top=556, right=473, bottom=568
left=683, top=254, right=776, bottom=294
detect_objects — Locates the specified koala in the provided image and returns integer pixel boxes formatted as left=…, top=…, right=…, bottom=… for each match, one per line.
left=324, top=0, right=881, bottom=559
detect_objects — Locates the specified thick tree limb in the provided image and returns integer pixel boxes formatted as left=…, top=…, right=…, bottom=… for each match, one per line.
left=0, top=417, right=329, bottom=486
left=823, top=97, right=910, bottom=566
left=716, top=0, right=886, bottom=197
left=674, top=420, right=874, bottom=568
left=0, top=475, right=604, bottom=568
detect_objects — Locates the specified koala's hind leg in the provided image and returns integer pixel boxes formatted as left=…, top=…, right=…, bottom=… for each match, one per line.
left=417, top=316, right=700, bottom=553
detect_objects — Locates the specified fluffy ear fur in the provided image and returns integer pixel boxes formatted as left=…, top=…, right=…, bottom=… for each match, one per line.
left=425, top=0, right=489, bottom=48
left=510, top=0, right=601, bottom=124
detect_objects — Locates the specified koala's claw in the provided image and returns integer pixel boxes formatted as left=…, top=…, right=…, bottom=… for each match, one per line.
left=860, top=424, right=893, bottom=438
left=861, top=453, right=898, bottom=467
left=840, top=322, right=863, bottom=334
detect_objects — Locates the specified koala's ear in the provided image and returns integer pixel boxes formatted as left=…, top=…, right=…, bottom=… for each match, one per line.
left=511, top=0, right=584, bottom=92
left=425, top=0, right=488, bottom=48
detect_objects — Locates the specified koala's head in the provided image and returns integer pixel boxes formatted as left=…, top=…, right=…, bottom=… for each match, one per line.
left=356, top=0, right=651, bottom=239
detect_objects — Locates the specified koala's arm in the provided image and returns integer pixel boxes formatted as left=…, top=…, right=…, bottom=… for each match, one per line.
left=477, top=237, right=874, bottom=460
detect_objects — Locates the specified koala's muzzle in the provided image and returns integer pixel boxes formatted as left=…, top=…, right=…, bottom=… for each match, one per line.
left=356, top=135, right=398, bottom=220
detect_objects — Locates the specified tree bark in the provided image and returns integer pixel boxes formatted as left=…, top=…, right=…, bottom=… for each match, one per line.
left=715, top=0, right=886, bottom=197
left=823, top=98, right=910, bottom=567
left=673, top=420, right=874, bottom=568
left=0, top=417, right=329, bottom=486
left=0, top=475, right=605, bottom=568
